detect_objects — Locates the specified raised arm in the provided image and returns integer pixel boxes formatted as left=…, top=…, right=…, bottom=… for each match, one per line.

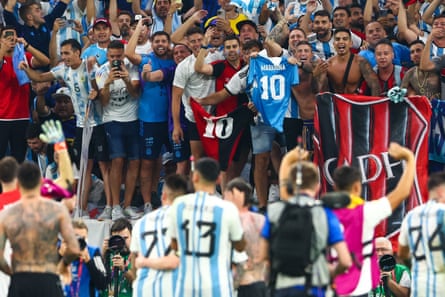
left=49, top=19, right=62, bottom=68
left=171, top=9, right=208, bottom=44
left=109, top=0, right=121, bottom=37
left=397, top=0, right=418, bottom=44
left=17, top=38, right=50, bottom=68
left=86, top=0, right=96, bottom=27
left=125, top=18, right=145, bottom=66
left=419, top=34, right=437, bottom=72
left=300, top=0, right=317, bottom=34
left=386, top=142, right=416, bottom=211
left=358, top=56, right=381, bottom=96
left=266, top=13, right=289, bottom=48
left=363, top=0, right=376, bottom=28
left=132, top=0, right=149, bottom=17
left=278, top=146, right=310, bottom=199
left=194, top=29, right=214, bottom=75
left=422, top=0, right=440, bottom=25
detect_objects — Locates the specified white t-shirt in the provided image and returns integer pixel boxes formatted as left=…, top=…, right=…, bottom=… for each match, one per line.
left=95, top=59, right=139, bottom=123
left=172, top=54, right=216, bottom=122
left=168, top=191, right=244, bottom=297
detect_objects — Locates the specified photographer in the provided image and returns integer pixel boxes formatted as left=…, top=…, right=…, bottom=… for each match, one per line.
left=371, top=237, right=410, bottom=297
left=101, top=218, right=134, bottom=297
left=59, top=219, right=107, bottom=297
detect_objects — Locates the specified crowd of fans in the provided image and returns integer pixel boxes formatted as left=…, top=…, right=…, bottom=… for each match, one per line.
left=0, top=0, right=445, bottom=296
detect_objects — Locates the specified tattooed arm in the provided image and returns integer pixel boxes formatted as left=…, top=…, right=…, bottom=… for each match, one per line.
left=358, top=56, right=381, bottom=96
left=59, top=206, right=80, bottom=264
left=267, top=9, right=289, bottom=46
left=0, top=216, right=12, bottom=275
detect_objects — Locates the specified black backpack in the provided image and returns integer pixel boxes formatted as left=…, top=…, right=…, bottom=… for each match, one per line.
left=269, top=197, right=320, bottom=296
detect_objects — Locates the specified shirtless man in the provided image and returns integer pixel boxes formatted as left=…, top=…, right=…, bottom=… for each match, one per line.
left=401, top=40, right=440, bottom=99
left=321, top=28, right=381, bottom=96
left=224, top=178, right=266, bottom=297
left=0, top=161, right=80, bottom=297
left=292, top=41, right=319, bottom=121
left=289, top=41, right=321, bottom=151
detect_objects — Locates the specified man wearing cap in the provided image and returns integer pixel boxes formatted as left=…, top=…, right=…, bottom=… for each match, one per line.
left=36, top=87, right=76, bottom=147
left=237, top=19, right=260, bottom=46
left=82, top=18, right=115, bottom=66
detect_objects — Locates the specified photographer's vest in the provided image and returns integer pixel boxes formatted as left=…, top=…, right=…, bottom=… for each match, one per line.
left=333, top=204, right=380, bottom=295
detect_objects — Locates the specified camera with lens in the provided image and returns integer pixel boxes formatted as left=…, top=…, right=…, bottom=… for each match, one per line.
left=107, top=235, right=129, bottom=256
left=379, top=254, right=396, bottom=272
left=77, top=236, right=87, bottom=251
left=111, top=59, right=121, bottom=70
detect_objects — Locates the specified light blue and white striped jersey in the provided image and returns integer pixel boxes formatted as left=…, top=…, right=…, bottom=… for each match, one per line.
left=55, top=0, right=88, bottom=53
left=419, top=2, right=443, bottom=33
left=51, top=60, right=102, bottom=127
left=310, top=31, right=362, bottom=60
left=430, top=42, right=445, bottom=58
left=399, top=200, right=445, bottom=297
left=168, top=192, right=244, bottom=297
left=230, top=0, right=267, bottom=19
left=130, top=206, right=178, bottom=297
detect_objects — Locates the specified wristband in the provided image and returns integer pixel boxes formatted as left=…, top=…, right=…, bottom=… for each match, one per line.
left=200, top=45, right=209, bottom=50
left=24, top=43, right=29, bottom=50
left=54, top=141, right=67, bottom=152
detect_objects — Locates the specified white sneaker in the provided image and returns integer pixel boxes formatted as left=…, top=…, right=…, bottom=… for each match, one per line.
left=97, top=206, right=112, bottom=221
left=124, top=206, right=142, bottom=220
left=268, top=184, right=280, bottom=202
left=73, top=208, right=90, bottom=219
left=112, top=205, right=125, bottom=221
left=144, top=203, right=153, bottom=214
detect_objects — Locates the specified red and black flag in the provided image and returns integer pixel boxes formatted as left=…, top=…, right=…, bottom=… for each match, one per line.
left=313, top=93, right=431, bottom=243
left=190, top=98, right=254, bottom=171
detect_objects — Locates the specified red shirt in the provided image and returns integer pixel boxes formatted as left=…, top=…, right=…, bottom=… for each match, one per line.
left=0, top=52, right=32, bottom=120
left=0, top=189, right=20, bottom=211
left=211, top=59, right=245, bottom=116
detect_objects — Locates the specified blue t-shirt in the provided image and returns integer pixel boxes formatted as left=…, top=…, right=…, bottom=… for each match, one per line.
left=81, top=44, right=108, bottom=66
left=139, top=53, right=175, bottom=123
left=247, top=56, right=299, bottom=132
left=359, top=42, right=411, bottom=68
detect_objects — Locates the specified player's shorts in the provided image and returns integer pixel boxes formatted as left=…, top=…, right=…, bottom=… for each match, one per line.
left=8, top=272, right=64, bottom=297
left=140, top=121, right=170, bottom=160
left=104, top=120, right=140, bottom=160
